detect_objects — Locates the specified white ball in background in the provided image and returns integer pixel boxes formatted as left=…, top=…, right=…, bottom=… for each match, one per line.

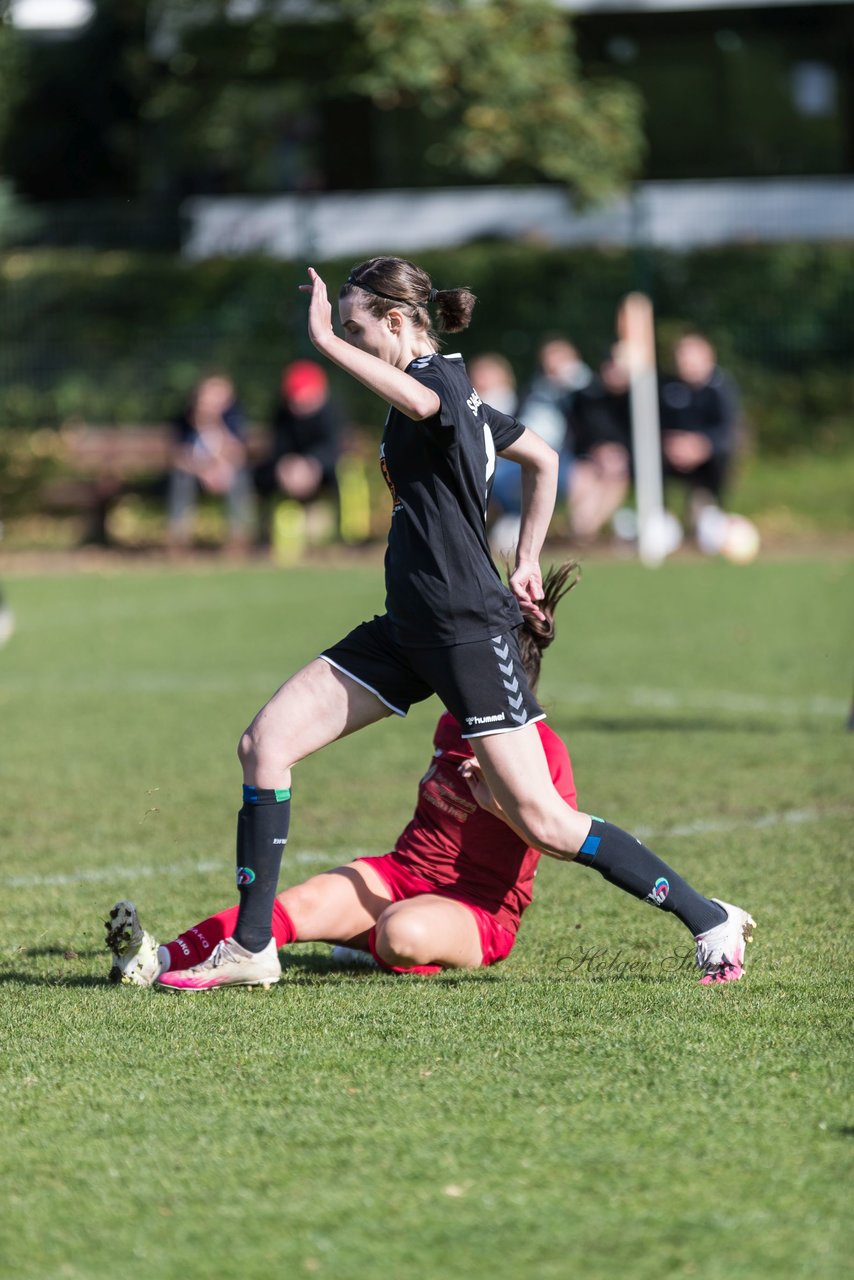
left=721, top=514, right=761, bottom=565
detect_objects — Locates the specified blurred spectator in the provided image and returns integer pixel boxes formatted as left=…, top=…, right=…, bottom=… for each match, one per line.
left=474, top=342, right=592, bottom=556
left=520, top=336, right=593, bottom=540
left=519, top=336, right=592, bottom=455
left=468, top=354, right=520, bottom=555
left=256, top=360, right=344, bottom=507
left=167, top=374, right=253, bottom=553
left=659, top=332, right=740, bottom=539
left=255, top=360, right=348, bottom=561
left=468, top=353, right=518, bottom=417
left=567, top=345, right=633, bottom=543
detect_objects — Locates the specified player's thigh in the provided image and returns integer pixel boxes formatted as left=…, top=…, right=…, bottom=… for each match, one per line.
left=242, top=658, right=392, bottom=775
left=279, top=859, right=394, bottom=942
left=377, top=894, right=483, bottom=968
left=471, top=723, right=590, bottom=853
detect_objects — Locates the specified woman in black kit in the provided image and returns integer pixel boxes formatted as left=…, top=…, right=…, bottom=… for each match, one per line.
left=158, top=256, right=753, bottom=990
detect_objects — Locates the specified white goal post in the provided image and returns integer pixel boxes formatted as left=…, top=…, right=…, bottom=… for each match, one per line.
left=619, top=292, right=668, bottom=568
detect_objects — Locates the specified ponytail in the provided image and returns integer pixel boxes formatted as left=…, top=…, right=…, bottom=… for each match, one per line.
left=433, top=287, right=477, bottom=334
left=515, top=561, right=581, bottom=692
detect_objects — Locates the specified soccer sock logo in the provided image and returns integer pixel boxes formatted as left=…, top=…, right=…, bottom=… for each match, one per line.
left=646, top=876, right=670, bottom=906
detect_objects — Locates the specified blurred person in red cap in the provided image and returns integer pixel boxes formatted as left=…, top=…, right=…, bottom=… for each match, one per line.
left=255, top=359, right=349, bottom=556
left=263, top=360, right=345, bottom=500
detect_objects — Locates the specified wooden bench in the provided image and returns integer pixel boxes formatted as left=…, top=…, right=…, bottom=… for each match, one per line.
left=41, top=425, right=177, bottom=544
left=43, top=423, right=373, bottom=549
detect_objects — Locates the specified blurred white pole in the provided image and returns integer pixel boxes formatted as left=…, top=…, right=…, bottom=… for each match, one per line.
left=619, top=292, right=667, bottom=568
left=9, top=0, right=94, bottom=30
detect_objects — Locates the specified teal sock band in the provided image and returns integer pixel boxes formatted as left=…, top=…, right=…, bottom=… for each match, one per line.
left=242, top=785, right=291, bottom=804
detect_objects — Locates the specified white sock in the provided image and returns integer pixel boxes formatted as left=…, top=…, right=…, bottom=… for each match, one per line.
left=157, top=945, right=171, bottom=976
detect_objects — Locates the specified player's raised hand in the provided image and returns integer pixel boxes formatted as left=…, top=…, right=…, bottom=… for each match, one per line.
left=299, top=267, right=335, bottom=353
left=509, top=560, right=546, bottom=622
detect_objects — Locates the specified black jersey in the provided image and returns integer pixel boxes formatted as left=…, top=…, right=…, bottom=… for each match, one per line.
left=380, top=352, right=525, bottom=647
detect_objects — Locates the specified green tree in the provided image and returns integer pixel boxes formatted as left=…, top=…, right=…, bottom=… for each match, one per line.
left=0, top=0, right=642, bottom=203
left=0, top=18, right=26, bottom=143
left=339, top=0, right=643, bottom=199
left=0, top=0, right=154, bottom=201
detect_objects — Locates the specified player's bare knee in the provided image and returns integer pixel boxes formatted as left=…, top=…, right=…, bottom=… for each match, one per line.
left=376, top=912, right=432, bottom=966
left=238, top=721, right=295, bottom=775
left=237, top=728, right=256, bottom=769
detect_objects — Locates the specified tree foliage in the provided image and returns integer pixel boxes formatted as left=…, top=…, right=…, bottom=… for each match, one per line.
left=339, top=0, right=643, bottom=199
left=0, top=0, right=642, bottom=202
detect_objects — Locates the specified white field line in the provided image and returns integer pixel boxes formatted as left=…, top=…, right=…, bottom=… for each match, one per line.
left=556, top=685, right=848, bottom=718
left=0, top=675, right=847, bottom=717
left=634, top=805, right=853, bottom=841
left=4, top=849, right=370, bottom=889
left=4, top=806, right=852, bottom=890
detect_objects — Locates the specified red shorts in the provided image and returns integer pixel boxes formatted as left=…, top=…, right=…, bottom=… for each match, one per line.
left=358, top=851, right=517, bottom=973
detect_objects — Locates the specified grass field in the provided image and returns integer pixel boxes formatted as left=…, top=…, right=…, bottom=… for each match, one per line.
left=0, top=555, right=851, bottom=1280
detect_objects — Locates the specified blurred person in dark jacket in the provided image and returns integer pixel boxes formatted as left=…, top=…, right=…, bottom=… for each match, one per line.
left=659, top=332, right=739, bottom=539
left=567, top=345, right=633, bottom=543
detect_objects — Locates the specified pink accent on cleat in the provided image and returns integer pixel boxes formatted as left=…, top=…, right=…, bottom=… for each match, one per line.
left=156, top=936, right=280, bottom=992
left=699, top=962, right=744, bottom=986
left=695, top=899, right=756, bottom=985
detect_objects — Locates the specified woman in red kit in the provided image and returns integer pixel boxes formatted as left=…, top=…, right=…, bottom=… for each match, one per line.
left=106, top=563, right=579, bottom=987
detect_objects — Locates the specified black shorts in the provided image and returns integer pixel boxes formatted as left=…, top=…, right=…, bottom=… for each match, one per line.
left=320, top=614, right=544, bottom=739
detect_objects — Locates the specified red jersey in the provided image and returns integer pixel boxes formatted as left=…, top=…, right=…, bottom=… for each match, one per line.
left=393, top=712, right=577, bottom=934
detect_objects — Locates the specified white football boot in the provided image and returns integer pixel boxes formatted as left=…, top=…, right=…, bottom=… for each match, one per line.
left=156, top=936, right=280, bottom=992
left=105, top=900, right=161, bottom=987
left=695, top=899, right=756, bottom=985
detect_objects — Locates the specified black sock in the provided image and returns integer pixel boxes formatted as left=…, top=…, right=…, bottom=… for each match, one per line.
left=234, top=785, right=291, bottom=952
left=577, top=818, right=726, bottom=936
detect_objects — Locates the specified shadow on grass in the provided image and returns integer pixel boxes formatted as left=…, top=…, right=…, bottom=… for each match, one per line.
left=280, top=952, right=503, bottom=986
left=0, top=947, right=700, bottom=990
left=0, top=969, right=109, bottom=987
left=569, top=714, right=822, bottom=735
left=17, top=945, right=102, bottom=959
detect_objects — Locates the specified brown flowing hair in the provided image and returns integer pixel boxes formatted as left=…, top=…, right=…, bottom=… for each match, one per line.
left=514, top=560, right=581, bottom=694
left=340, top=256, right=477, bottom=346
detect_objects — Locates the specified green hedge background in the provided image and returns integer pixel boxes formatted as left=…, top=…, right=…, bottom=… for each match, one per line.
left=1, top=242, right=852, bottom=456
